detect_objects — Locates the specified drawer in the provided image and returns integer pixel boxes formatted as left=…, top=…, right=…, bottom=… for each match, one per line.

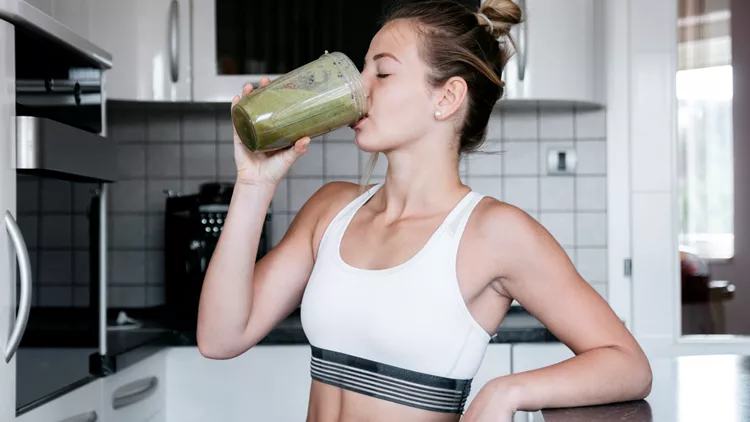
left=102, top=349, right=167, bottom=422
left=16, top=379, right=102, bottom=422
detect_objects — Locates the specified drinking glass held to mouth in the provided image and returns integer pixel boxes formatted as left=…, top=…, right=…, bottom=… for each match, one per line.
left=231, top=51, right=369, bottom=153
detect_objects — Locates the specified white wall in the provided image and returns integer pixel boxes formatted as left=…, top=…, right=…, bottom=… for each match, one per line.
left=605, top=0, right=680, bottom=344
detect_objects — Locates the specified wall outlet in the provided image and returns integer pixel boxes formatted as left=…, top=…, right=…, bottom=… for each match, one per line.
left=546, top=149, right=577, bottom=175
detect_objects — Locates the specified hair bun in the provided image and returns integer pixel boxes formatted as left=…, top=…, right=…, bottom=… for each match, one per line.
left=477, top=0, right=522, bottom=38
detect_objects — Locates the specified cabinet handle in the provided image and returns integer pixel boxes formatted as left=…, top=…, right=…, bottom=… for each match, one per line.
left=517, top=0, right=528, bottom=81
left=59, top=410, right=98, bottom=422
left=112, top=376, right=158, bottom=410
left=168, top=0, right=180, bottom=83
left=4, top=211, right=32, bottom=363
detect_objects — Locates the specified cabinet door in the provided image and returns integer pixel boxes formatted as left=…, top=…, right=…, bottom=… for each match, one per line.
left=166, top=346, right=312, bottom=422
left=0, top=18, right=17, bottom=422
left=102, top=350, right=167, bottom=422
left=503, top=0, right=600, bottom=104
left=465, top=344, right=512, bottom=408
left=85, top=0, right=192, bottom=101
left=16, top=379, right=103, bottom=422
left=511, top=343, right=574, bottom=422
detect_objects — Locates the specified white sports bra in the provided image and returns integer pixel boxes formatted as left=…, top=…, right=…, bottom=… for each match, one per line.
left=300, top=183, right=493, bottom=415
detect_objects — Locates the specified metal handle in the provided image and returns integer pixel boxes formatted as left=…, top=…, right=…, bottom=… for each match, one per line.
left=516, top=0, right=528, bottom=81
left=4, top=211, right=32, bottom=363
left=59, top=410, right=98, bottom=422
left=112, top=376, right=158, bottom=410
left=168, top=0, right=180, bottom=83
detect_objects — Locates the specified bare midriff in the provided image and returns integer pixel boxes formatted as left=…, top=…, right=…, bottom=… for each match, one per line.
left=305, top=380, right=462, bottom=422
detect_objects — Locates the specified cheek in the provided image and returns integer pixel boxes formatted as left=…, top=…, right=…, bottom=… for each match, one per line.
left=373, top=80, right=431, bottom=130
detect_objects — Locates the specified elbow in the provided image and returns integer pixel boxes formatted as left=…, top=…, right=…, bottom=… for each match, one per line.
left=629, top=350, right=653, bottom=400
left=635, top=363, right=653, bottom=400
left=196, top=326, right=254, bottom=360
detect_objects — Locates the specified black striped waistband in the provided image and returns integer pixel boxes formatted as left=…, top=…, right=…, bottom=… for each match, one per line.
left=309, top=346, right=472, bottom=414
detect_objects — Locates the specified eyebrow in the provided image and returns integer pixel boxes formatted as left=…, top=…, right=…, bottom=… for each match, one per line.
left=372, top=52, right=401, bottom=64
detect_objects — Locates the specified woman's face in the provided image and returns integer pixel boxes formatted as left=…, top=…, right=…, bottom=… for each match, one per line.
left=353, top=19, right=440, bottom=152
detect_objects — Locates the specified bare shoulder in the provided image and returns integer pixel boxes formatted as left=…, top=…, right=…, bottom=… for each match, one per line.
left=299, top=181, right=370, bottom=220
left=290, top=181, right=373, bottom=254
left=464, top=197, right=569, bottom=277
left=467, top=196, right=545, bottom=243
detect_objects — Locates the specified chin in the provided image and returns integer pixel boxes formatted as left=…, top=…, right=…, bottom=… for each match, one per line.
left=353, top=131, right=381, bottom=153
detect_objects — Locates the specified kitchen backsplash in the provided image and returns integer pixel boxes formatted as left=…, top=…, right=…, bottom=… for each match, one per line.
left=18, top=102, right=607, bottom=308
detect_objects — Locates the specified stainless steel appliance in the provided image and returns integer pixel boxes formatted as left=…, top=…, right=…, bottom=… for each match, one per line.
left=1, top=0, right=115, bottom=415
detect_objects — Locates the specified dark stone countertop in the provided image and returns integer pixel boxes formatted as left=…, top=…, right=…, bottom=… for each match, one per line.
left=540, top=354, right=750, bottom=421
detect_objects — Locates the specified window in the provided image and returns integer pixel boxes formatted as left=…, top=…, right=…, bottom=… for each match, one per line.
left=677, top=2, right=734, bottom=259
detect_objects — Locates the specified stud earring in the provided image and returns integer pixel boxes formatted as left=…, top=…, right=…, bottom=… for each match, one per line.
left=435, top=111, right=442, bottom=119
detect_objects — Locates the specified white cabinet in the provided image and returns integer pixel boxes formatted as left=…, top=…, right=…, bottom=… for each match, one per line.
left=511, top=343, right=574, bottom=422
left=63, top=0, right=192, bottom=102
left=166, top=346, right=312, bottom=422
left=102, top=350, right=167, bottom=422
left=0, top=18, right=17, bottom=422
left=16, top=379, right=103, bottom=422
left=466, top=344, right=512, bottom=408
left=501, top=0, right=602, bottom=105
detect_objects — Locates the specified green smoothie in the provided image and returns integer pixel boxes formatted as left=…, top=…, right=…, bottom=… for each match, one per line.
left=232, top=52, right=367, bottom=152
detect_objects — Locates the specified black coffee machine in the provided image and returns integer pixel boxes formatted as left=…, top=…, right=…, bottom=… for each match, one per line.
left=164, top=182, right=271, bottom=329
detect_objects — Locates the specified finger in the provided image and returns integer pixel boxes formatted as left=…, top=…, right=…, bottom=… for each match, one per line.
left=242, top=83, right=254, bottom=97
left=231, top=95, right=240, bottom=107
left=293, top=137, right=311, bottom=154
left=259, top=76, right=271, bottom=87
left=281, top=137, right=310, bottom=164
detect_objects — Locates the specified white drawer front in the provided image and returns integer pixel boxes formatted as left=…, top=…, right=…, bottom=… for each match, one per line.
left=103, top=350, right=167, bottom=422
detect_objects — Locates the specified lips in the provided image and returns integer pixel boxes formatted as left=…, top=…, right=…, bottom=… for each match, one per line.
left=352, top=113, right=369, bottom=130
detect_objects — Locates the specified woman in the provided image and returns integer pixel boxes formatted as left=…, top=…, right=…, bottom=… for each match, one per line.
left=196, top=0, right=653, bottom=420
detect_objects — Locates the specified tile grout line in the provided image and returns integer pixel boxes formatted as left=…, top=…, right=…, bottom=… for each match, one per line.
left=537, top=107, right=542, bottom=224
left=572, top=107, right=578, bottom=267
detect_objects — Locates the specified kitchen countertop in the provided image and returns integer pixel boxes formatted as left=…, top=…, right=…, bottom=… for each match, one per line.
left=23, top=305, right=557, bottom=375
left=18, top=305, right=555, bottom=414
left=540, top=354, right=750, bottom=421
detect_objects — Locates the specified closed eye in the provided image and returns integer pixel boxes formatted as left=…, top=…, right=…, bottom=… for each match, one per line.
left=377, top=74, right=391, bottom=79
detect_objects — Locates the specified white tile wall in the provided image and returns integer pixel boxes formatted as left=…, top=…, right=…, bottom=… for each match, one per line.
left=576, top=176, right=607, bottom=211
left=88, top=103, right=608, bottom=308
left=540, top=213, right=576, bottom=247
left=540, top=110, right=574, bottom=139
left=288, top=142, right=324, bottom=176
left=576, top=213, right=608, bottom=247
left=502, top=110, right=538, bottom=140
left=504, top=177, right=539, bottom=213
left=325, top=144, right=360, bottom=176
left=468, top=177, right=503, bottom=201
left=540, top=177, right=575, bottom=211
left=467, top=150, right=504, bottom=176
left=503, top=142, right=539, bottom=175
left=289, top=179, right=325, bottom=212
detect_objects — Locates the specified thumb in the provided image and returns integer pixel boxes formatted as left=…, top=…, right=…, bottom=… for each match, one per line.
left=280, top=137, right=311, bottom=166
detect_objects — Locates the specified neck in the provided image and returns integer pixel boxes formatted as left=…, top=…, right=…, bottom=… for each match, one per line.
left=373, top=138, right=469, bottom=220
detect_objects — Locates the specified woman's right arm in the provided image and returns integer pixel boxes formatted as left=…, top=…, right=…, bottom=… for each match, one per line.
left=196, top=77, right=320, bottom=359
left=196, top=181, right=331, bottom=359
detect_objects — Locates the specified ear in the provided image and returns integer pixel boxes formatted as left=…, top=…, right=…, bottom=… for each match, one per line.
left=434, top=76, right=468, bottom=120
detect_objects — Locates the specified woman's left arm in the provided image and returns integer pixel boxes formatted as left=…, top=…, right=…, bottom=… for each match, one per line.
left=463, top=205, right=652, bottom=420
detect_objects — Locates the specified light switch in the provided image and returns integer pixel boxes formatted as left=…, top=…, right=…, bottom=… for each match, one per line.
left=547, top=149, right=577, bottom=175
